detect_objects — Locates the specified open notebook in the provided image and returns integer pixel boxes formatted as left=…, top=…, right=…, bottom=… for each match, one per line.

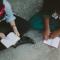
left=1, top=32, right=20, bottom=48
left=43, top=37, right=60, bottom=48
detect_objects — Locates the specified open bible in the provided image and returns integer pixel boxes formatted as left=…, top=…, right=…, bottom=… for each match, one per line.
left=43, top=37, right=60, bottom=48
left=1, top=32, right=20, bottom=48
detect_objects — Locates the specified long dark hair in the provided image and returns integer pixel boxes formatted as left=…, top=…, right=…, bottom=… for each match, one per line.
left=42, top=0, right=60, bottom=14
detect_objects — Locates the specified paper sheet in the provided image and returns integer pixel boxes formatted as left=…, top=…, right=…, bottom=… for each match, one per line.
left=43, top=37, right=60, bottom=48
left=1, top=32, right=20, bottom=48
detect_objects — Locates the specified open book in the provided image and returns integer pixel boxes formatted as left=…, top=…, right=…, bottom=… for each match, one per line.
left=1, top=32, right=20, bottom=48
left=43, top=37, right=60, bottom=48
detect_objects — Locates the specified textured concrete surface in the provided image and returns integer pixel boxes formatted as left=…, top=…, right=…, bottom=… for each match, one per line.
left=9, top=0, right=43, bottom=20
left=0, top=0, right=60, bottom=60
left=0, top=30, right=60, bottom=60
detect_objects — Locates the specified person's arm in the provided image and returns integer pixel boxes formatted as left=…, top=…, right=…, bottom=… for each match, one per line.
left=3, top=0, right=20, bottom=37
left=50, top=29, right=60, bottom=38
left=43, top=17, right=50, bottom=40
left=9, top=20, right=20, bottom=37
left=44, top=17, right=50, bottom=31
left=49, top=17, right=60, bottom=38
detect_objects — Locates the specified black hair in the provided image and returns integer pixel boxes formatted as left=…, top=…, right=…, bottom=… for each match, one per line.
left=42, top=0, right=60, bottom=14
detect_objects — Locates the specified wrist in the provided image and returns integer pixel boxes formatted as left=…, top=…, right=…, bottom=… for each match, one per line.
left=12, top=25, right=18, bottom=32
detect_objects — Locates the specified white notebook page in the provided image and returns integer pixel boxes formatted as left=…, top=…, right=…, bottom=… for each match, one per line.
left=1, top=32, right=20, bottom=48
left=43, top=37, right=60, bottom=48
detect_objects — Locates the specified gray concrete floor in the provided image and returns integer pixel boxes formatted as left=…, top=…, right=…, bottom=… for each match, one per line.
left=0, top=30, right=60, bottom=60
left=9, top=0, right=43, bottom=20
left=0, top=0, right=60, bottom=60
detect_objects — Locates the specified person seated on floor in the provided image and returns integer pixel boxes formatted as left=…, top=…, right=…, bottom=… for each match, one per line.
left=0, top=0, right=34, bottom=49
left=29, top=0, right=60, bottom=40
left=0, top=0, right=20, bottom=38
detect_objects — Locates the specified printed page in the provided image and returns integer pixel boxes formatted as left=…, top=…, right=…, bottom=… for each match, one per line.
left=1, top=32, right=20, bottom=48
left=43, top=37, right=60, bottom=48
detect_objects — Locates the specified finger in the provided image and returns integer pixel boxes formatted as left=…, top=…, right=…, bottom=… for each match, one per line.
left=17, top=33, right=20, bottom=37
left=49, top=34, right=55, bottom=39
left=16, top=32, right=20, bottom=37
left=44, top=35, right=49, bottom=40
